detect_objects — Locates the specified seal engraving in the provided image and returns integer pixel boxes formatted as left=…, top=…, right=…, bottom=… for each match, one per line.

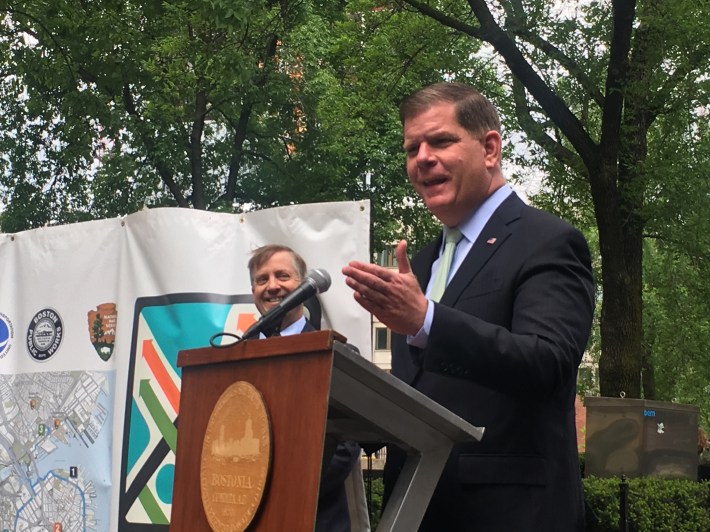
left=26, top=308, right=63, bottom=361
left=201, top=381, right=272, bottom=531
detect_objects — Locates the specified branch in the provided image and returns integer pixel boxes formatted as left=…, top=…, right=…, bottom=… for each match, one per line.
left=511, top=78, right=584, bottom=174
left=598, top=0, right=636, bottom=169
left=189, top=86, right=208, bottom=209
left=396, top=0, right=482, bottom=38
left=223, top=34, right=280, bottom=204
left=5, top=7, right=78, bottom=89
left=651, top=42, right=710, bottom=120
left=510, top=28, right=604, bottom=107
left=121, top=84, right=189, bottom=207
left=224, top=101, right=252, bottom=204
left=401, top=0, right=599, bottom=170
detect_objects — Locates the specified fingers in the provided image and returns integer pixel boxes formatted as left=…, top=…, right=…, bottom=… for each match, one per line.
left=344, top=260, right=390, bottom=279
left=352, top=290, right=378, bottom=315
left=342, top=249, right=427, bottom=335
left=395, top=240, right=411, bottom=275
left=342, top=263, right=391, bottom=305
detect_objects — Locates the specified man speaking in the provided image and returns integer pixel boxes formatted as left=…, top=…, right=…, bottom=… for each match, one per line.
left=343, top=82, right=595, bottom=531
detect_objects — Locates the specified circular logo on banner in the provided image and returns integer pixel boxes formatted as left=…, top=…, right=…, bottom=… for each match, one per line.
left=201, top=381, right=272, bottom=532
left=27, top=308, right=64, bottom=361
left=0, top=312, right=14, bottom=360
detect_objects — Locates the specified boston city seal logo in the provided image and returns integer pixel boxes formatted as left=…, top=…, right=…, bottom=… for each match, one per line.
left=201, top=381, right=272, bottom=532
left=27, top=308, right=64, bottom=361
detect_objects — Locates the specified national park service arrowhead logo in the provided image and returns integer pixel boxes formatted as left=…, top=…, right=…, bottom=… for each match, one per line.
left=201, top=381, right=272, bottom=532
left=87, top=303, right=117, bottom=361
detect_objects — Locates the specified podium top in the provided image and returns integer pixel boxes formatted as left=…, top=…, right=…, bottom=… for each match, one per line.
left=178, top=329, right=485, bottom=449
left=177, top=329, right=346, bottom=368
left=328, top=339, right=485, bottom=448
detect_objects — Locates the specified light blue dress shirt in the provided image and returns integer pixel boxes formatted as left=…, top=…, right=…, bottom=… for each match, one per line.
left=408, top=184, right=514, bottom=348
left=258, top=315, right=307, bottom=338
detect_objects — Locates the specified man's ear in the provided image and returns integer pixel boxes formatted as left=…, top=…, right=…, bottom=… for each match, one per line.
left=482, top=130, right=502, bottom=168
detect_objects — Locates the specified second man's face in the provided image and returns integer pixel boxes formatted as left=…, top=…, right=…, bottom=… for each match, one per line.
left=251, top=251, right=302, bottom=317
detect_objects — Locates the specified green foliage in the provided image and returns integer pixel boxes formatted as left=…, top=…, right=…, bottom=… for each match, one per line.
left=366, top=476, right=384, bottom=530
left=0, top=0, right=491, bottom=252
left=1, top=0, right=321, bottom=219
left=637, top=105, right=710, bottom=423
left=366, top=470, right=710, bottom=531
left=643, top=241, right=710, bottom=428
left=583, top=477, right=710, bottom=532
left=268, top=0, right=494, bottom=252
left=584, top=475, right=621, bottom=530
left=2, top=1, right=709, bottom=404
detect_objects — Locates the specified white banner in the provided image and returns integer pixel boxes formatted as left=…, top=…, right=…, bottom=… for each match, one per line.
left=0, top=201, right=370, bottom=531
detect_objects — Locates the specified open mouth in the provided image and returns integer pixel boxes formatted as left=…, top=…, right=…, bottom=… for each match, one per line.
left=423, top=177, right=447, bottom=187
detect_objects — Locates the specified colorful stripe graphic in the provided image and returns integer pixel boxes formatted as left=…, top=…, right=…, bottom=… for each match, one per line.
left=119, top=295, right=257, bottom=530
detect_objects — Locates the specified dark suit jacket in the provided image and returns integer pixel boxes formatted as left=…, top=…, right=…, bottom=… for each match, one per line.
left=385, top=193, right=595, bottom=531
left=296, top=321, right=360, bottom=532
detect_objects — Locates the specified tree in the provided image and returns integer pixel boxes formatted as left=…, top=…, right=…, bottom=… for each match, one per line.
left=272, top=1, right=496, bottom=250
left=3, top=1, right=708, bottom=404
left=1, top=0, right=328, bottom=225
left=0, top=0, right=489, bottom=252
left=644, top=241, right=710, bottom=427
left=391, top=0, right=710, bottom=398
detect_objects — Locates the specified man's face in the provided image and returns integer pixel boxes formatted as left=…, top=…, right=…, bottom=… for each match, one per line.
left=251, top=251, right=302, bottom=322
left=403, top=101, right=502, bottom=227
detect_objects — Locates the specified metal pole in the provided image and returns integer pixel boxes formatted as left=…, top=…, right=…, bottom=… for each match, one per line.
left=619, top=474, right=629, bottom=532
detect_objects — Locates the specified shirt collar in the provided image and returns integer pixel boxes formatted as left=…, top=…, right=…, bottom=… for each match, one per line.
left=457, top=184, right=513, bottom=244
left=259, top=315, right=306, bottom=338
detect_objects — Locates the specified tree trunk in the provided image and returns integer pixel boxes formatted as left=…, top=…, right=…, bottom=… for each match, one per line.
left=641, top=343, right=656, bottom=399
left=595, top=193, right=644, bottom=398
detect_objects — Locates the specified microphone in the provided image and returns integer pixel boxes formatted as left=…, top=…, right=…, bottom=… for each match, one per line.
left=242, top=268, right=331, bottom=340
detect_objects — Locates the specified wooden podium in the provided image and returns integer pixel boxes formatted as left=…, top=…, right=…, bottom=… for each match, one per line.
left=170, top=330, right=484, bottom=531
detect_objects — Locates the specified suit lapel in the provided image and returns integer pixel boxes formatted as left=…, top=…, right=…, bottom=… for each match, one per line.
left=441, top=193, right=523, bottom=305
left=396, top=193, right=524, bottom=382
left=301, top=320, right=316, bottom=333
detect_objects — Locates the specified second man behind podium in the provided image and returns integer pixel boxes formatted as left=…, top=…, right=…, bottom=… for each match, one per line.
left=248, top=244, right=365, bottom=532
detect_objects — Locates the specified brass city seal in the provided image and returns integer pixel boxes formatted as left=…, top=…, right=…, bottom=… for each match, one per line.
left=201, top=381, right=272, bottom=531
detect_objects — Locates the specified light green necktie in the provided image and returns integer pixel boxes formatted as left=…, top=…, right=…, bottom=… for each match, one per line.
left=429, top=227, right=462, bottom=302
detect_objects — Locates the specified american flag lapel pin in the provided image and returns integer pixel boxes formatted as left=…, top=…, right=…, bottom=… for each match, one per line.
left=486, top=237, right=497, bottom=245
